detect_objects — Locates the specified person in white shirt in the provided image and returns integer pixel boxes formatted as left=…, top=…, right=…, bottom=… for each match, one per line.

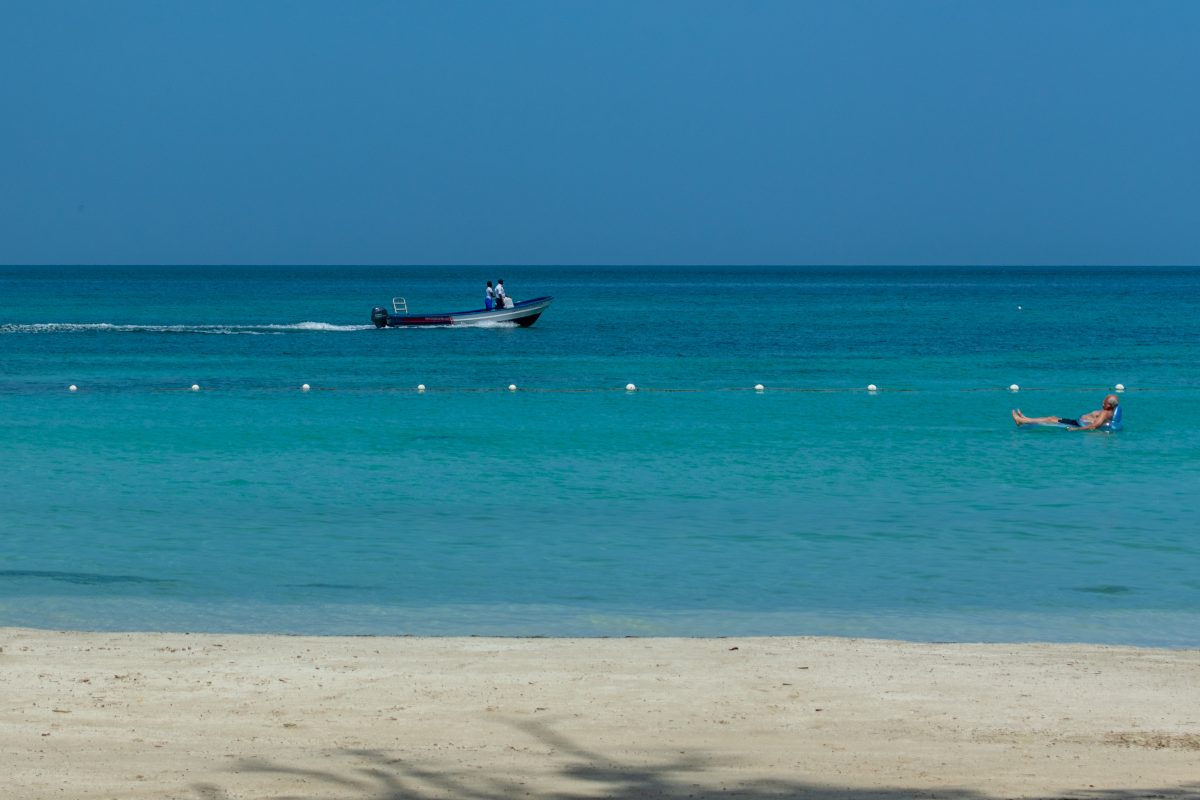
left=485, top=280, right=495, bottom=310
left=495, top=279, right=508, bottom=308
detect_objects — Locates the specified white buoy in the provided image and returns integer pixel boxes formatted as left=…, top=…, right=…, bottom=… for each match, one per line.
left=191, top=384, right=200, bottom=392
left=417, top=384, right=426, bottom=392
left=754, top=383, right=764, bottom=392
left=68, top=384, right=77, bottom=392
left=508, top=384, right=517, bottom=392
left=1115, top=383, right=1125, bottom=392
left=625, top=383, right=637, bottom=392
left=867, top=384, right=878, bottom=392
left=301, top=383, right=311, bottom=392
left=1009, top=384, right=1020, bottom=392
left=1017, top=305, right=1022, bottom=310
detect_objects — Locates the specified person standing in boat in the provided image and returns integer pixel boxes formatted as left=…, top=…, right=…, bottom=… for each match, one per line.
left=485, top=280, right=495, bottom=310
left=495, top=279, right=509, bottom=309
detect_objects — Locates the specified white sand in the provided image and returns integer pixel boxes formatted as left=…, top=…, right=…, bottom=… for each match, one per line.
left=3, top=629, right=1199, bottom=799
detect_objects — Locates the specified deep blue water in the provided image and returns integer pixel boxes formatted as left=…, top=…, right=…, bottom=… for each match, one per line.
left=1, top=265, right=1197, bottom=645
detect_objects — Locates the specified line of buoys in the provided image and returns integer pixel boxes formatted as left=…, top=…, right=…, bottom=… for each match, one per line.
left=56, top=383, right=1141, bottom=394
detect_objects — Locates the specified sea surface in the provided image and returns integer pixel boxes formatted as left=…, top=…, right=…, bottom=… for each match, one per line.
left=1, top=265, right=1197, bottom=646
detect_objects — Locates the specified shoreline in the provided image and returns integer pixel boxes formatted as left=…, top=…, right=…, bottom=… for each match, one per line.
left=10, top=599, right=1199, bottom=649
left=5, top=628, right=1199, bottom=799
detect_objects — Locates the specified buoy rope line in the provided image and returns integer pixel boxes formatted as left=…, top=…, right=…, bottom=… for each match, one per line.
left=50, top=385, right=1140, bottom=394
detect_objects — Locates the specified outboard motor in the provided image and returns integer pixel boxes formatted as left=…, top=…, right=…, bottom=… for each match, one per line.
left=371, top=306, right=389, bottom=328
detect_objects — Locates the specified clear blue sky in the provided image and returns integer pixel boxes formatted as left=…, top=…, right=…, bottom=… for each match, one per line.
left=2, top=1, right=1197, bottom=266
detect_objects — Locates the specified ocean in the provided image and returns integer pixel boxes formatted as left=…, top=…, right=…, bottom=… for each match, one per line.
left=1, top=265, right=1197, bottom=645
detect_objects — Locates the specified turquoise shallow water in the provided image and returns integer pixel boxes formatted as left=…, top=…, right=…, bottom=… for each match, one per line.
left=1, top=266, right=1198, bottom=644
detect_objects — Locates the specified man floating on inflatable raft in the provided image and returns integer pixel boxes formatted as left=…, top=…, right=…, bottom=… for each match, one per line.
left=1012, top=393, right=1122, bottom=431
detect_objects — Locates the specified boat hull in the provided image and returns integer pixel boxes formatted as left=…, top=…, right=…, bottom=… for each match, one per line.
left=373, top=296, right=553, bottom=328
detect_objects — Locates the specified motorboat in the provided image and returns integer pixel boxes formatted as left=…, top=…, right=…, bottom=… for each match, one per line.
left=371, top=295, right=553, bottom=327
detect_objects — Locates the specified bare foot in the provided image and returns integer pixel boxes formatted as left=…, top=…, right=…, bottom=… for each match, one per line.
left=1012, top=409, right=1030, bottom=425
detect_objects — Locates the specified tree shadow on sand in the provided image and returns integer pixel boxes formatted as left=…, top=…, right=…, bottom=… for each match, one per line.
left=191, top=717, right=1200, bottom=800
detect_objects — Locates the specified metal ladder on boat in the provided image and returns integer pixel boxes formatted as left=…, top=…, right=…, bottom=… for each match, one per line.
left=391, top=297, right=408, bottom=314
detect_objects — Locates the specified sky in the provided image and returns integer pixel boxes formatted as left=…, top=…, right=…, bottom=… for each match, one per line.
left=1, top=1, right=1197, bottom=266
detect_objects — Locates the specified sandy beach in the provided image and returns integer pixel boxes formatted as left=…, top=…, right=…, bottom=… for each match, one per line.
left=3, top=629, right=1198, bottom=799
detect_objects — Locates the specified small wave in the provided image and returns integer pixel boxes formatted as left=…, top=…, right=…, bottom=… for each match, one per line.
left=0, top=569, right=172, bottom=586
left=0, top=321, right=372, bottom=335
left=455, top=319, right=519, bottom=329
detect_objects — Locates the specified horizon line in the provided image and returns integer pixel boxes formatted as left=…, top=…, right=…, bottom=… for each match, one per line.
left=5, top=263, right=1200, bottom=269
